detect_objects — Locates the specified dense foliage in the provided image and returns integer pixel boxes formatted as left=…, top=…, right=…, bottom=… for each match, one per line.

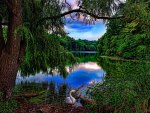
left=0, top=99, right=18, bottom=113
left=87, top=57, right=150, bottom=113
left=56, top=36, right=97, bottom=51
left=20, top=32, right=97, bottom=75
left=97, top=0, right=150, bottom=60
left=0, top=0, right=125, bottom=103
left=20, top=33, right=77, bottom=76
left=93, top=1, right=150, bottom=112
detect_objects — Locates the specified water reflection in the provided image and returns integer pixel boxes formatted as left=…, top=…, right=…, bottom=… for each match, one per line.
left=69, top=62, right=101, bottom=72
left=66, top=69, right=104, bottom=88
left=16, top=62, right=105, bottom=89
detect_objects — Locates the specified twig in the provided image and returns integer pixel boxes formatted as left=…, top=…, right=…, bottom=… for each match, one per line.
left=37, top=9, right=123, bottom=26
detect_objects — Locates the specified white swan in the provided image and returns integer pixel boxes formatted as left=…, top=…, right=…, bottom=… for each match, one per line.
left=65, top=90, right=76, bottom=105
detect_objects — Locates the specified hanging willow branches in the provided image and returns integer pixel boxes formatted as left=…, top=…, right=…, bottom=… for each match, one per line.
left=20, top=32, right=77, bottom=76
left=0, top=0, right=124, bottom=77
left=36, top=0, right=124, bottom=26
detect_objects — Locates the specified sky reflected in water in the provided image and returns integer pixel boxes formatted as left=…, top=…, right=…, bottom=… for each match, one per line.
left=16, top=62, right=105, bottom=89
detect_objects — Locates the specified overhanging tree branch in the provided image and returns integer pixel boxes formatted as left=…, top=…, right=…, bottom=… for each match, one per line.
left=37, top=9, right=124, bottom=26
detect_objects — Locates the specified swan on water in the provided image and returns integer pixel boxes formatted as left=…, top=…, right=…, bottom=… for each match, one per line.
left=65, top=90, right=76, bottom=105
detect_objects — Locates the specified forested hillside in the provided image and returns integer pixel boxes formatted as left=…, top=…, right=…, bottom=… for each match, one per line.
left=54, top=36, right=97, bottom=51
left=97, top=0, right=150, bottom=60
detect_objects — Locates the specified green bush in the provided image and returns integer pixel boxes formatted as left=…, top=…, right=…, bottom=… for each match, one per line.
left=0, top=99, right=18, bottom=113
left=87, top=58, right=150, bottom=113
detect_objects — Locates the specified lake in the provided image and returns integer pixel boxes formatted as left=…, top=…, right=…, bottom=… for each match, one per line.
left=16, top=62, right=105, bottom=93
left=16, top=56, right=150, bottom=99
left=15, top=57, right=150, bottom=111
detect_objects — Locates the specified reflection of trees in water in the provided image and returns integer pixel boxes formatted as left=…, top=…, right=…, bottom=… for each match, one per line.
left=73, top=52, right=97, bottom=62
left=46, top=82, right=68, bottom=105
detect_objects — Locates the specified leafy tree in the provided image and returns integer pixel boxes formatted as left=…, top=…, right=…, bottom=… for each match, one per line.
left=51, top=33, right=97, bottom=51
left=89, top=58, right=150, bottom=113
left=97, top=0, right=150, bottom=60
left=0, top=0, right=122, bottom=99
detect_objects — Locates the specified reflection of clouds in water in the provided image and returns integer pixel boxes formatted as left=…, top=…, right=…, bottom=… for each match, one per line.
left=66, top=69, right=104, bottom=88
left=16, top=73, right=65, bottom=85
left=88, top=80, right=97, bottom=85
left=72, top=62, right=101, bottom=71
left=25, top=74, right=46, bottom=83
left=16, top=62, right=105, bottom=89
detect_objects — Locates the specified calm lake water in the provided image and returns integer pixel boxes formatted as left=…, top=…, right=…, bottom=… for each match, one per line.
left=16, top=56, right=150, bottom=104
left=16, top=62, right=105, bottom=91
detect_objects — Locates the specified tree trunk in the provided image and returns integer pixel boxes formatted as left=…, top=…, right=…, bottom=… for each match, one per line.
left=0, top=16, right=5, bottom=56
left=0, top=0, right=23, bottom=99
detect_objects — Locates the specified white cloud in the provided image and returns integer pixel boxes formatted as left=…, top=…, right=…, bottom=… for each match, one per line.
left=64, top=25, right=77, bottom=32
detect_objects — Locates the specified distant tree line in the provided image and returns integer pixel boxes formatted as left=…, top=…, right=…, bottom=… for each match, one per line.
left=54, top=36, right=97, bottom=51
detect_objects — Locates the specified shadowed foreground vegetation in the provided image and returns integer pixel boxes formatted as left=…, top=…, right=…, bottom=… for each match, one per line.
left=0, top=82, right=87, bottom=113
left=86, top=57, right=150, bottom=113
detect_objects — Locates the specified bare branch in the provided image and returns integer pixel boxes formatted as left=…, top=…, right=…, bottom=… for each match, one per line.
left=64, top=0, right=72, bottom=10
left=37, top=9, right=124, bottom=26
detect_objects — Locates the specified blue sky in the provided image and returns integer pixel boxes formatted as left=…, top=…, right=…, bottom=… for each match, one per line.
left=64, top=20, right=106, bottom=41
left=62, top=0, right=113, bottom=41
left=63, top=0, right=125, bottom=41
